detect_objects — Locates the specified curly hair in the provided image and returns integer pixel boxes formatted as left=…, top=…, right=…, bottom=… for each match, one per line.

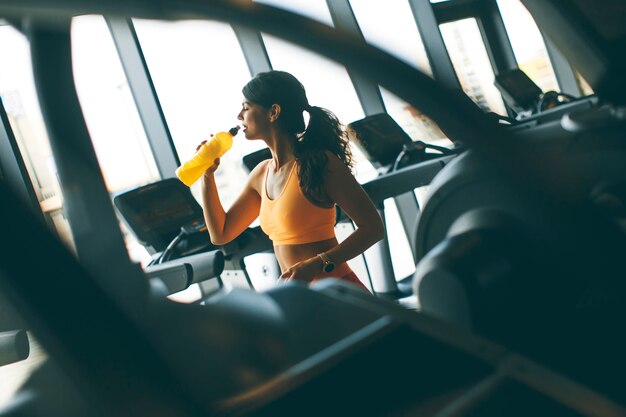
left=242, top=70, right=353, bottom=204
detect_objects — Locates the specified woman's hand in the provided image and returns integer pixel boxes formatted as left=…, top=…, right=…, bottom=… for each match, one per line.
left=196, top=136, right=220, bottom=178
left=279, top=256, right=322, bottom=284
left=202, top=157, right=220, bottom=178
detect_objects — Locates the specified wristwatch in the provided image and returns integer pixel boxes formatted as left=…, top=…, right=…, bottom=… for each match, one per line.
left=317, top=252, right=335, bottom=273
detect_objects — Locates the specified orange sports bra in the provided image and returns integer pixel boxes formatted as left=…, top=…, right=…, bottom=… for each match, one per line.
left=259, top=161, right=336, bottom=245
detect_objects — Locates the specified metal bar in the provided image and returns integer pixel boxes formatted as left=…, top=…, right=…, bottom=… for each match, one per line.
left=408, top=0, right=462, bottom=91
left=477, top=0, right=517, bottom=75
left=362, top=207, right=398, bottom=294
left=0, top=96, right=44, bottom=221
left=0, top=329, right=30, bottom=367
left=431, top=0, right=482, bottom=24
left=106, top=16, right=180, bottom=178
left=232, top=24, right=272, bottom=76
left=542, top=34, right=582, bottom=97
left=432, top=372, right=506, bottom=417
left=326, top=0, right=386, bottom=115
left=28, top=19, right=148, bottom=305
left=392, top=192, right=420, bottom=264
left=362, top=156, right=454, bottom=206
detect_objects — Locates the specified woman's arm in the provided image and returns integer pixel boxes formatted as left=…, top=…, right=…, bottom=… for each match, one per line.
left=320, top=153, right=385, bottom=266
left=201, top=158, right=264, bottom=245
left=281, top=153, right=385, bottom=281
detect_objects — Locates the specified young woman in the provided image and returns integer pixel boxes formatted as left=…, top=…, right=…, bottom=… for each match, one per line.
left=200, top=70, right=384, bottom=291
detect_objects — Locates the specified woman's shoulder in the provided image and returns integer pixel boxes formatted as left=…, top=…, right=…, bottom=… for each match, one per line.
left=246, top=159, right=271, bottom=191
left=323, top=151, right=350, bottom=174
left=250, top=158, right=272, bottom=175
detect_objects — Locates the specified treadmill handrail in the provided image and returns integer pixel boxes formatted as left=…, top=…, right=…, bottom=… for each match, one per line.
left=145, top=263, right=192, bottom=295
left=362, top=155, right=455, bottom=207
left=144, top=250, right=225, bottom=295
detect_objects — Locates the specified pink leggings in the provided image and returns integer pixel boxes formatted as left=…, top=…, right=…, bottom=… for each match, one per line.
left=314, top=271, right=370, bottom=293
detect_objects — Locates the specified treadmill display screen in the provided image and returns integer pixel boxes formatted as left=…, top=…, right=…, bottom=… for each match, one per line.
left=348, top=113, right=413, bottom=167
left=114, top=179, right=204, bottom=250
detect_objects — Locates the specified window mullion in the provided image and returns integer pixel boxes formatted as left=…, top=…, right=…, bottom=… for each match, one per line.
left=542, top=33, right=582, bottom=97
left=0, top=98, right=45, bottom=221
left=232, top=24, right=273, bottom=77
left=106, top=16, right=179, bottom=179
left=326, top=0, right=386, bottom=116
left=408, top=0, right=462, bottom=91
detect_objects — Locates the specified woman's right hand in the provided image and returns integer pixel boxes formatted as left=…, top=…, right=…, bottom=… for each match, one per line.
left=203, top=157, right=220, bottom=177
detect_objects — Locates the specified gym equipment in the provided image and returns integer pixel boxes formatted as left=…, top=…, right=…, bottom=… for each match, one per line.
left=0, top=330, right=29, bottom=367
left=144, top=250, right=225, bottom=297
left=113, top=178, right=212, bottom=256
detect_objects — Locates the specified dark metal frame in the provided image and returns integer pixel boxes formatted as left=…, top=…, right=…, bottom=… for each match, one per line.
left=409, top=0, right=462, bottom=90
left=0, top=97, right=44, bottom=221
left=28, top=21, right=147, bottom=305
left=232, top=24, right=273, bottom=76
left=326, top=0, right=386, bottom=116
left=106, top=17, right=180, bottom=178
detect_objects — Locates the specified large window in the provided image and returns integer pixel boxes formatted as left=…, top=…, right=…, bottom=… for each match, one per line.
left=72, top=16, right=160, bottom=193
left=0, top=25, right=74, bottom=249
left=499, top=0, right=595, bottom=98
left=350, top=0, right=431, bottom=76
left=256, top=0, right=372, bottom=175
left=133, top=19, right=258, bottom=209
left=261, top=36, right=366, bottom=140
left=496, top=0, right=559, bottom=94
left=257, top=0, right=363, bottom=133
left=350, top=0, right=450, bottom=147
left=71, top=15, right=161, bottom=265
left=440, top=18, right=507, bottom=115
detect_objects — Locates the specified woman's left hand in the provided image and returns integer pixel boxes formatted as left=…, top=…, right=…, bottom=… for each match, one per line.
left=279, top=257, right=321, bottom=284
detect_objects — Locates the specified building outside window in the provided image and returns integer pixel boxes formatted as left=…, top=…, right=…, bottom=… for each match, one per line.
left=0, top=25, right=74, bottom=250
left=440, top=18, right=508, bottom=115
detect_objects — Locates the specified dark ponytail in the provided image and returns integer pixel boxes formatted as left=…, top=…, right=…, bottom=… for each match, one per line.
left=242, top=70, right=353, bottom=205
left=296, top=105, right=353, bottom=204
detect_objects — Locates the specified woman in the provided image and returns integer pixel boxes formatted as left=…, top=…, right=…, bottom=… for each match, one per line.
left=200, top=70, right=384, bottom=291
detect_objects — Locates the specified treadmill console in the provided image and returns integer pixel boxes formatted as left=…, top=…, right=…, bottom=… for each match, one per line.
left=113, top=178, right=207, bottom=253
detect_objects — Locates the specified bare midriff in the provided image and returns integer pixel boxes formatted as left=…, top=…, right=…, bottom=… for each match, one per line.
left=273, top=237, right=352, bottom=280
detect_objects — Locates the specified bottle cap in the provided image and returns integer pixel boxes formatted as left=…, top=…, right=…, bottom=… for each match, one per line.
left=229, top=126, right=240, bottom=136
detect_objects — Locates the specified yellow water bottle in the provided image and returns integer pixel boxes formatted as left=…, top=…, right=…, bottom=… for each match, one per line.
left=175, top=126, right=240, bottom=186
